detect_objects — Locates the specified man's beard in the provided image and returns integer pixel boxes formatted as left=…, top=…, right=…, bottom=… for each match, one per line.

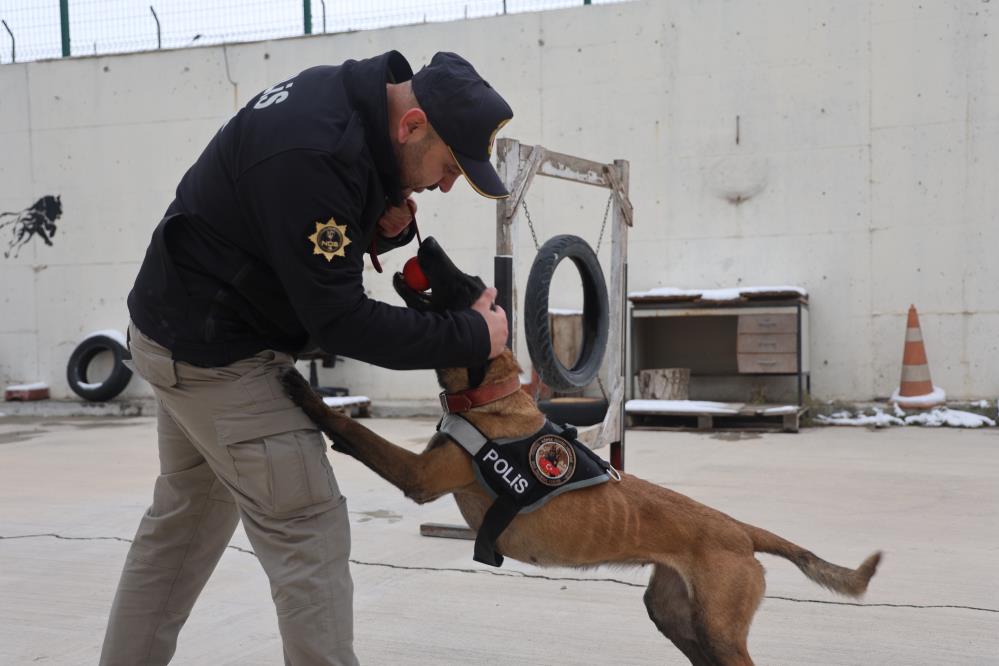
left=394, top=134, right=433, bottom=192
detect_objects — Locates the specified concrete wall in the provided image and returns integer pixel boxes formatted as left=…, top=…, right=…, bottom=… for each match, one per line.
left=1, top=0, right=996, bottom=402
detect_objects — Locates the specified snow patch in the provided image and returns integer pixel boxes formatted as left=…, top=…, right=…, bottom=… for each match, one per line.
left=629, top=285, right=807, bottom=301
left=78, top=382, right=104, bottom=390
left=818, top=405, right=995, bottom=428
left=5, top=382, right=49, bottom=391
left=626, top=399, right=740, bottom=415
left=816, top=408, right=904, bottom=428
left=82, top=329, right=128, bottom=347
left=322, top=396, right=370, bottom=407
left=548, top=308, right=583, bottom=316
left=903, top=408, right=996, bottom=428
left=761, top=405, right=799, bottom=416
left=890, top=386, right=946, bottom=408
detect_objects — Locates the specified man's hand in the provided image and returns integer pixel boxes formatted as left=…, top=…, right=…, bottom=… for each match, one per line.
left=377, top=197, right=417, bottom=238
left=471, top=287, right=509, bottom=359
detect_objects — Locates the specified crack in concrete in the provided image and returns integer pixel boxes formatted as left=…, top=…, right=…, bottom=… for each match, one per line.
left=3, top=533, right=996, bottom=615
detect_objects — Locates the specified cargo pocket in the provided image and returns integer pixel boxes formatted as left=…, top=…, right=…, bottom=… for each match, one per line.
left=216, top=404, right=340, bottom=516
left=267, top=429, right=341, bottom=513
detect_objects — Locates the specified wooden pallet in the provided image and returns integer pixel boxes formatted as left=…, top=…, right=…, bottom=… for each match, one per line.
left=628, top=403, right=805, bottom=433
left=321, top=395, right=371, bottom=417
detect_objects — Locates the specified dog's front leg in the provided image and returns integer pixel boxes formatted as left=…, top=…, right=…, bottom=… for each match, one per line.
left=331, top=422, right=475, bottom=504
left=280, top=368, right=475, bottom=503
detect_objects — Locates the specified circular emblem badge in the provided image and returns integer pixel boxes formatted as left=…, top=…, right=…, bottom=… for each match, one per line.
left=529, top=435, right=576, bottom=486
left=317, top=226, right=343, bottom=253
left=308, top=218, right=352, bottom=262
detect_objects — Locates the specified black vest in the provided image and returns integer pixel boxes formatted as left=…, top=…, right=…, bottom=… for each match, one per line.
left=438, top=414, right=616, bottom=566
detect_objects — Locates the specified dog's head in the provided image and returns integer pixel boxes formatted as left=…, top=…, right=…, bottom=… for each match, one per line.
left=393, top=237, right=515, bottom=392
left=393, top=237, right=486, bottom=314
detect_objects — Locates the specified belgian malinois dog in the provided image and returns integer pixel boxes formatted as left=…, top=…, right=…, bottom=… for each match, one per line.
left=280, top=238, right=881, bottom=666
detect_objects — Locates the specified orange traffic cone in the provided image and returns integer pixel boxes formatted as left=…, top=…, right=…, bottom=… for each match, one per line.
left=890, top=305, right=945, bottom=409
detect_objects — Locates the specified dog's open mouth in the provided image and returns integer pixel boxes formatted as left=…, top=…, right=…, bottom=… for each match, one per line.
left=392, top=271, right=434, bottom=311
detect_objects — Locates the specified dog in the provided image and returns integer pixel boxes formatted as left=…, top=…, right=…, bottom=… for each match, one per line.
left=279, top=237, right=881, bottom=666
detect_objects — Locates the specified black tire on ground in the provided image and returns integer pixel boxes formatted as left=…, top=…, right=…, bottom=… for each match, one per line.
left=524, top=234, right=609, bottom=391
left=538, top=397, right=609, bottom=427
left=66, top=335, right=133, bottom=402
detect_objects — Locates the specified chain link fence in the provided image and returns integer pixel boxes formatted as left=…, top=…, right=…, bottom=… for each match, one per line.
left=0, top=0, right=630, bottom=64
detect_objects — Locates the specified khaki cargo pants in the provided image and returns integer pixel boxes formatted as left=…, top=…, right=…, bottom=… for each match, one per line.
left=99, top=322, right=358, bottom=666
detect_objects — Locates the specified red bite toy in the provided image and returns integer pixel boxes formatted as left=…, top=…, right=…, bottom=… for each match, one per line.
left=402, top=256, right=429, bottom=292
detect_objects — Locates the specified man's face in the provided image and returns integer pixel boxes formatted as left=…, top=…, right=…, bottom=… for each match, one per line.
left=395, top=132, right=463, bottom=197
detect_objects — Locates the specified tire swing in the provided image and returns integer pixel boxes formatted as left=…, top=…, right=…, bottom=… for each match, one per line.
left=524, top=233, right=610, bottom=425
left=66, top=332, right=133, bottom=402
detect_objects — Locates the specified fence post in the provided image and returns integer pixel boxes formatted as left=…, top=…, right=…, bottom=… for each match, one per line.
left=303, top=0, right=312, bottom=34
left=59, top=0, right=71, bottom=56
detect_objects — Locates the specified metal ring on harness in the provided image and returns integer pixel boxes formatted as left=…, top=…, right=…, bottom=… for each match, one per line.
left=524, top=234, right=609, bottom=391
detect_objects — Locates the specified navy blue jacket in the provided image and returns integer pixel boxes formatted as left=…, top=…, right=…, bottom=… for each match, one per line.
left=128, top=51, right=490, bottom=369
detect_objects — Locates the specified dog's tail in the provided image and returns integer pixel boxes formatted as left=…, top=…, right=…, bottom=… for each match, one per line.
left=742, top=522, right=881, bottom=597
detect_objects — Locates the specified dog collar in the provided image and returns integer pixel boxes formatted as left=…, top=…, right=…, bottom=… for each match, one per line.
left=440, top=376, right=522, bottom=414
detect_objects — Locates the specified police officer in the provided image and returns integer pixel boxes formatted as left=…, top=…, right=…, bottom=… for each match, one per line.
left=99, top=51, right=512, bottom=666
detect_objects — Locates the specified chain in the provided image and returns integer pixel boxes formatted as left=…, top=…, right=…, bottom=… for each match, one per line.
left=523, top=192, right=613, bottom=254
left=595, top=192, right=614, bottom=254
left=596, top=375, right=609, bottom=402
left=521, top=198, right=540, bottom=250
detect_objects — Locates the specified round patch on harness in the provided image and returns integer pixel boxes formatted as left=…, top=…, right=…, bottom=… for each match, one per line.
left=529, top=435, right=576, bottom=486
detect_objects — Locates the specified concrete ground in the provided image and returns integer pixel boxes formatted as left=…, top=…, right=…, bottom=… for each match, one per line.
left=1, top=415, right=997, bottom=665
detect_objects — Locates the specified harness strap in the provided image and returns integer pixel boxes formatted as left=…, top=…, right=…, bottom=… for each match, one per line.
left=439, top=413, right=488, bottom=455
left=473, top=494, right=519, bottom=567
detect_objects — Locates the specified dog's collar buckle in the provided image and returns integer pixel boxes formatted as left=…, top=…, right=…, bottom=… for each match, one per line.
left=440, top=391, right=473, bottom=414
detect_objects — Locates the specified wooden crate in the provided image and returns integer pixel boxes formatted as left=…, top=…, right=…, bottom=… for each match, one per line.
left=628, top=402, right=805, bottom=433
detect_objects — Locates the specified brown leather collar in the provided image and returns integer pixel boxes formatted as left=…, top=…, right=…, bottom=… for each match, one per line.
left=439, top=376, right=522, bottom=414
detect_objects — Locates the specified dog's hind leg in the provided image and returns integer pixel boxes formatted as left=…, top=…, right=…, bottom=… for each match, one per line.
left=688, top=553, right=765, bottom=666
left=644, top=564, right=715, bottom=666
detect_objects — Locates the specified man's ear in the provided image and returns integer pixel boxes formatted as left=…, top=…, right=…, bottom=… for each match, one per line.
left=397, top=108, right=430, bottom=144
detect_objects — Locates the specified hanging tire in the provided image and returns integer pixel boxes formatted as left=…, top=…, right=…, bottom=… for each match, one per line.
left=524, top=234, right=609, bottom=391
left=66, top=334, right=133, bottom=402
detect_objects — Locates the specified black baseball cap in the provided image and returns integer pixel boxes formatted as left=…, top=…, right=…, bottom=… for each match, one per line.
left=411, top=52, right=513, bottom=199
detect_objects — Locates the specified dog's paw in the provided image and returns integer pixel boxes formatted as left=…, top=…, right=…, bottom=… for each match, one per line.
left=279, top=367, right=320, bottom=409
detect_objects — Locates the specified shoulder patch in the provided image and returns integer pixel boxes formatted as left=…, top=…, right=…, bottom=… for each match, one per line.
left=529, top=435, right=576, bottom=486
left=309, top=218, right=352, bottom=261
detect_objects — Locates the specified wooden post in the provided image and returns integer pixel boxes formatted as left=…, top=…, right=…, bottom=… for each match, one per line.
left=601, top=160, right=629, bottom=467
left=496, top=138, right=520, bottom=354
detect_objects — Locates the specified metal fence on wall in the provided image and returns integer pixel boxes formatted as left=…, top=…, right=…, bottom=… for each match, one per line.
left=0, top=0, right=630, bottom=64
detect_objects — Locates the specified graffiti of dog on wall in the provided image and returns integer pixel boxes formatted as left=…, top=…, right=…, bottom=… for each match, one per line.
left=1, top=195, right=63, bottom=259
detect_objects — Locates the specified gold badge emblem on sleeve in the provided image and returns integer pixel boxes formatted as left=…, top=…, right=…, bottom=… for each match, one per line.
left=308, top=218, right=352, bottom=261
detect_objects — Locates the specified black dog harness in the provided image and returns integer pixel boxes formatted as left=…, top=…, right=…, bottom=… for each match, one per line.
left=438, top=413, right=619, bottom=567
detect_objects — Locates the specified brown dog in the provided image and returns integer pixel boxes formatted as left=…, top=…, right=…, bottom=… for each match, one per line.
left=280, top=238, right=881, bottom=666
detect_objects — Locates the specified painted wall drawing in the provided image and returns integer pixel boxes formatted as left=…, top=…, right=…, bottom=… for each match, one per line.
left=1, top=195, right=63, bottom=259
